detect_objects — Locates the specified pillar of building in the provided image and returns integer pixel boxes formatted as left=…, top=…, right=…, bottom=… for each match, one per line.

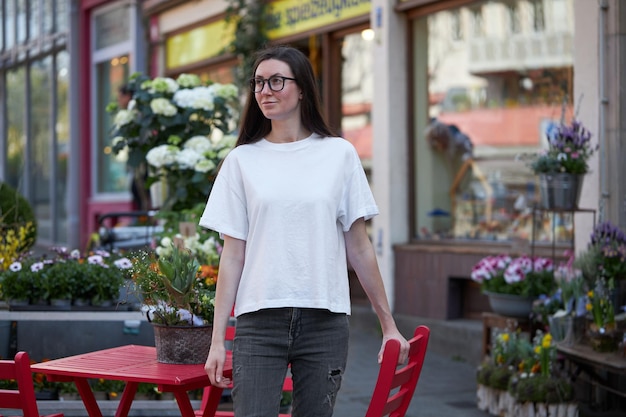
left=370, top=1, right=409, bottom=310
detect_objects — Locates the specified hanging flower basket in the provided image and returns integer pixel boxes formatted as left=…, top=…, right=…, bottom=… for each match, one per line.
left=539, top=173, right=583, bottom=210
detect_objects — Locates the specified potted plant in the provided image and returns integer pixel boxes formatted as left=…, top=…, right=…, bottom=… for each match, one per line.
left=526, top=116, right=596, bottom=210
left=127, top=245, right=217, bottom=364
left=471, top=255, right=556, bottom=318
left=0, top=247, right=131, bottom=309
left=540, top=253, right=588, bottom=345
left=477, top=330, right=577, bottom=417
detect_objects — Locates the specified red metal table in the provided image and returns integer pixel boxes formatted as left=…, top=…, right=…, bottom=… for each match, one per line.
left=30, top=345, right=230, bottom=417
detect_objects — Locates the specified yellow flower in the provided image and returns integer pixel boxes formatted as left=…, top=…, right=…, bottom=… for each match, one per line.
left=534, top=346, right=541, bottom=354
left=586, top=303, right=593, bottom=311
left=501, top=333, right=510, bottom=342
left=542, top=334, right=552, bottom=348
left=587, top=290, right=594, bottom=298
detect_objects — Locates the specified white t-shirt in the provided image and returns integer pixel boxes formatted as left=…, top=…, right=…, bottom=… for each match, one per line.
left=199, top=133, right=378, bottom=317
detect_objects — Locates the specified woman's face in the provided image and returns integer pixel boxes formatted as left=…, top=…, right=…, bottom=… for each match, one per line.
left=253, top=59, right=302, bottom=122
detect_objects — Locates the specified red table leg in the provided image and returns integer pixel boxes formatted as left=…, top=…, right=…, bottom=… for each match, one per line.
left=74, top=379, right=104, bottom=417
left=173, top=390, right=196, bottom=417
left=200, top=386, right=225, bottom=417
left=115, top=381, right=138, bottom=417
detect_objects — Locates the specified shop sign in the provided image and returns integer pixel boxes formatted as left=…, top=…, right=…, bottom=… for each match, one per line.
left=266, top=0, right=371, bottom=39
left=166, top=20, right=234, bottom=70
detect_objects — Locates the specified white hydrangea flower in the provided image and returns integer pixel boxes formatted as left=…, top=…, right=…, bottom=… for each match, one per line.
left=146, top=145, right=179, bottom=168
left=176, top=73, right=201, bottom=88
left=176, top=148, right=203, bottom=169
left=150, top=98, right=178, bottom=116
left=216, top=148, right=232, bottom=160
left=212, top=83, right=238, bottom=100
left=174, top=87, right=215, bottom=110
left=127, top=99, right=136, bottom=111
left=195, top=159, right=216, bottom=173
left=150, top=77, right=179, bottom=94
left=184, top=135, right=214, bottom=154
left=114, top=109, right=135, bottom=128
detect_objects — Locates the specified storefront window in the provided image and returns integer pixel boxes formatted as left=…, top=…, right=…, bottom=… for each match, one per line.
left=30, top=57, right=52, bottom=240
left=415, top=0, right=575, bottom=244
left=92, top=2, right=131, bottom=196
left=341, top=31, right=373, bottom=175
left=6, top=68, right=25, bottom=190
left=56, top=51, right=69, bottom=243
left=96, top=54, right=130, bottom=194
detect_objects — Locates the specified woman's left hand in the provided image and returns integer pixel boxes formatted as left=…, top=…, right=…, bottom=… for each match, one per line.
left=378, top=331, right=411, bottom=364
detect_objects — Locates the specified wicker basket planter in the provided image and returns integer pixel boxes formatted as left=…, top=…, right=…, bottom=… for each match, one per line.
left=152, top=324, right=212, bottom=364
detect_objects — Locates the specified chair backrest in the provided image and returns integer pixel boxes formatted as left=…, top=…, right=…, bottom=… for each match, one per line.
left=0, top=351, right=63, bottom=417
left=365, top=325, right=430, bottom=417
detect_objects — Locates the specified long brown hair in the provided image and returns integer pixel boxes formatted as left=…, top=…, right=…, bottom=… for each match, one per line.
left=236, top=45, right=336, bottom=146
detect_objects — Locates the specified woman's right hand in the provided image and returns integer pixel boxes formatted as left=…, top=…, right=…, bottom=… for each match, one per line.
left=205, top=343, right=231, bottom=387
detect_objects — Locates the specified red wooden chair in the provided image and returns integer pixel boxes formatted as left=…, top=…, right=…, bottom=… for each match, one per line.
left=195, top=322, right=293, bottom=417
left=364, top=325, right=430, bottom=417
left=0, top=351, right=64, bottom=417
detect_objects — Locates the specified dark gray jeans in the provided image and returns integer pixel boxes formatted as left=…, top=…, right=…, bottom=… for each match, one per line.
left=232, top=307, right=349, bottom=417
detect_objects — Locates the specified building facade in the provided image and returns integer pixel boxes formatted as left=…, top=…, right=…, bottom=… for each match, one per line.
left=1, top=0, right=624, bottom=319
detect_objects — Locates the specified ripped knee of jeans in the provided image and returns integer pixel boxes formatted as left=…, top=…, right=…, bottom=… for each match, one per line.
left=324, top=367, right=344, bottom=406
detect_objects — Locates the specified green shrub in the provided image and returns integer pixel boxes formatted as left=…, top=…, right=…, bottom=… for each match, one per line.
left=0, top=181, right=37, bottom=253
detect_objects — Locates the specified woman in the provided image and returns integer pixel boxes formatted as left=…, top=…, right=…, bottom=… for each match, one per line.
left=200, top=45, right=409, bottom=417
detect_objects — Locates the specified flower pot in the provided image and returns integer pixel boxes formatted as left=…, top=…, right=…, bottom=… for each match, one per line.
left=539, top=173, right=583, bottom=210
left=587, top=324, right=621, bottom=353
left=548, top=315, right=585, bottom=346
left=485, top=292, right=534, bottom=318
left=152, top=323, right=212, bottom=364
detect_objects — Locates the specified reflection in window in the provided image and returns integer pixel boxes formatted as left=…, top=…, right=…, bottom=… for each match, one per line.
left=341, top=31, right=373, bottom=176
left=56, top=51, right=70, bottom=243
left=31, top=57, right=52, bottom=240
left=531, top=0, right=545, bottom=32
left=95, top=6, right=129, bottom=50
left=508, top=3, right=520, bottom=34
left=471, top=7, right=484, bottom=38
left=17, top=0, right=27, bottom=43
left=416, top=0, right=575, bottom=243
left=96, top=55, right=130, bottom=194
left=450, top=10, right=463, bottom=41
left=6, top=0, right=15, bottom=49
left=6, top=68, right=26, bottom=190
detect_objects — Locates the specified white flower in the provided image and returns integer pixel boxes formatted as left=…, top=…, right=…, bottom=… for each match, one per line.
left=150, top=98, right=178, bottom=116
left=127, top=99, right=136, bottom=111
left=114, top=109, right=135, bottom=128
left=88, top=254, right=107, bottom=266
left=184, top=135, right=214, bottom=154
left=31, top=262, right=45, bottom=272
left=174, top=87, right=215, bottom=110
left=146, top=145, right=179, bottom=168
left=148, top=77, right=179, bottom=94
left=176, top=148, right=203, bottom=169
left=70, top=249, right=81, bottom=259
left=195, top=159, right=216, bottom=173
left=176, top=73, right=201, bottom=88
left=114, top=258, right=133, bottom=269
left=212, top=83, right=238, bottom=100
left=160, top=236, right=173, bottom=248
left=9, top=262, right=22, bottom=272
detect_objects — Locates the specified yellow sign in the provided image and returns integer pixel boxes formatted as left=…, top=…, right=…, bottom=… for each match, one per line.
left=166, top=20, right=234, bottom=70
left=266, top=0, right=371, bottom=39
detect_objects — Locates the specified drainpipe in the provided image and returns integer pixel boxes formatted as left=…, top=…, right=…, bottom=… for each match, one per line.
left=598, top=0, right=609, bottom=222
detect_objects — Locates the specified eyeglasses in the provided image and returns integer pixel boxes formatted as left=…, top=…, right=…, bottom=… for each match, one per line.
left=249, top=76, right=296, bottom=93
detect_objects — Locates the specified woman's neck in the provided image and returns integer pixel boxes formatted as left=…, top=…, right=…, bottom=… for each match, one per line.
left=265, top=120, right=311, bottom=143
